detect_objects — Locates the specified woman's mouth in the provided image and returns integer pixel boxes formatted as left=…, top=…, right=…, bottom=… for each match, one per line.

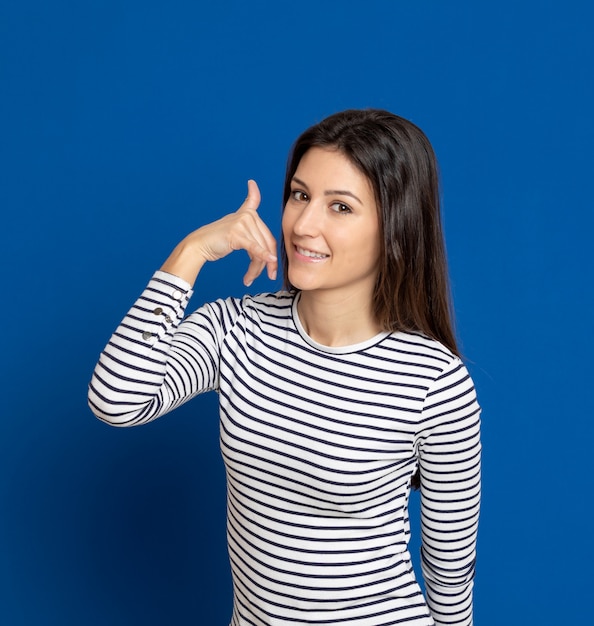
left=295, top=245, right=329, bottom=260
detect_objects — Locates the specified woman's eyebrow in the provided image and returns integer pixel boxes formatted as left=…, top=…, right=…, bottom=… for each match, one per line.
left=291, top=176, right=362, bottom=205
left=291, top=176, right=309, bottom=189
left=324, top=189, right=362, bottom=204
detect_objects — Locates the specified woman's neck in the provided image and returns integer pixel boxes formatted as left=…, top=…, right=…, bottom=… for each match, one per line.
left=296, top=290, right=382, bottom=347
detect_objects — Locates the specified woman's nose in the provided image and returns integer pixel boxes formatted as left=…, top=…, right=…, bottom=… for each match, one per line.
left=292, top=202, right=321, bottom=237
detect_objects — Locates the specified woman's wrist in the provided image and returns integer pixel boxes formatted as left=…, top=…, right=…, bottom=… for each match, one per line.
left=160, top=237, right=208, bottom=287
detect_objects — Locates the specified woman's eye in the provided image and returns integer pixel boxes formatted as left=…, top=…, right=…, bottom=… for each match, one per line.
left=291, top=190, right=308, bottom=202
left=331, top=202, right=352, bottom=214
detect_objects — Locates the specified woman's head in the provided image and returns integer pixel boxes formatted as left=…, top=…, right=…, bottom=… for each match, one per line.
left=281, top=108, right=459, bottom=356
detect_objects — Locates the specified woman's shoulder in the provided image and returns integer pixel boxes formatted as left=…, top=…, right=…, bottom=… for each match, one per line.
left=237, top=290, right=295, bottom=313
left=202, top=290, right=295, bottom=324
left=382, top=329, right=461, bottom=371
left=244, top=290, right=294, bottom=305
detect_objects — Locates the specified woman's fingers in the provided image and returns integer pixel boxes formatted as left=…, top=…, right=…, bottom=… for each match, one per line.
left=237, top=179, right=261, bottom=213
left=242, top=242, right=278, bottom=286
left=234, top=216, right=278, bottom=286
left=228, top=180, right=278, bottom=285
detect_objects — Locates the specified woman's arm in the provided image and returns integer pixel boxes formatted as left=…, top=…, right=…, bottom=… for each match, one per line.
left=88, top=180, right=277, bottom=426
left=416, top=359, right=482, bottom=626
left=160, top=179, right=277, bottom=287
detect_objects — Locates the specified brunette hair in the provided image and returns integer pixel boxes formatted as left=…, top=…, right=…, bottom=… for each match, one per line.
left=281, top=108, right=459, bottom=358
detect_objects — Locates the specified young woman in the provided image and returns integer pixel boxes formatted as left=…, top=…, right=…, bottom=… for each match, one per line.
left=89, top=109, right=481, bottom=626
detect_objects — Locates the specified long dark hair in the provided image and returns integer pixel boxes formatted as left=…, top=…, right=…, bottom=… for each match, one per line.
left=281, top=108, right=459, bottom=358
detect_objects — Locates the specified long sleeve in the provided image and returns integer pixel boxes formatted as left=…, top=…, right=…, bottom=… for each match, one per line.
left=415, top=358, right=481, bottom=625
left=88, top=271, right=227, bottom=426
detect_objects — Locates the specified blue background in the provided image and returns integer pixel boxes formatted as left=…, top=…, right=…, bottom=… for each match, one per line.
left=1, top=1, right=592, bottom=624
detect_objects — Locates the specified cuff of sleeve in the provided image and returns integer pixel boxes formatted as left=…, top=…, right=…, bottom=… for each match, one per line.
left=136, top=271, right=194, bottom=346
left=153, top=269, right=194, bottom=296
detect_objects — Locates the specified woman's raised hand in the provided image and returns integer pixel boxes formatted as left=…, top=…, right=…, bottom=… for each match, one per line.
left=160, top=180, right=278, bottom=287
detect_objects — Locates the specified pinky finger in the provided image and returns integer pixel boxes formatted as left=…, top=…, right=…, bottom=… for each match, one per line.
left=243, top=257, right=266, bottom=287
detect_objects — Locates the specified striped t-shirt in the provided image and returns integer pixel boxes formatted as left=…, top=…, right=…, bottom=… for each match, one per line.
left=89, top=271, right=481, bottom=626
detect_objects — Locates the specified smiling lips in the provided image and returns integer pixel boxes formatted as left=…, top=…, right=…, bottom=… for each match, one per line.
left=295, top=245, right=329, bottom=260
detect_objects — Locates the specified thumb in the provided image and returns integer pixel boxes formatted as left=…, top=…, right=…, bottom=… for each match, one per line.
left=239, top=179, right=261, bottom=212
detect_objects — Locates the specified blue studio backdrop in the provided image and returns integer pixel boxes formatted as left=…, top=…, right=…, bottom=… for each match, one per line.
left=1, top=1, right=593, bottom=624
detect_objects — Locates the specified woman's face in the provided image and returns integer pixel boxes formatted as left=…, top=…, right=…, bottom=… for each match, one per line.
left=282, top=147, right=380, bottom=301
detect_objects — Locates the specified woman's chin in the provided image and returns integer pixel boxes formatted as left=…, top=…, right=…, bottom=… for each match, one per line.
left=287, top=270, right=319, bottom=293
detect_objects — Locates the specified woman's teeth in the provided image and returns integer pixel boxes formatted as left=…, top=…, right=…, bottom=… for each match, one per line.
left=297, top=246, right=328, bottom=259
